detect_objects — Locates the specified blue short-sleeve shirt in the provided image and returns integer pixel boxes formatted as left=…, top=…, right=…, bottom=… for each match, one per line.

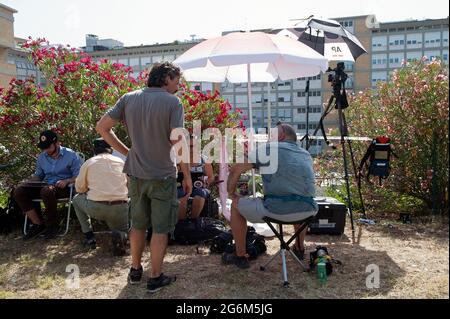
left=34, top=147, right=81, bottom=185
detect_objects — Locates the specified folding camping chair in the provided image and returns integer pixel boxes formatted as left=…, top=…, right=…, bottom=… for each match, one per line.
left=260, top=215, right=314, bottom=287
left=23, top=184, right=76, bottom=237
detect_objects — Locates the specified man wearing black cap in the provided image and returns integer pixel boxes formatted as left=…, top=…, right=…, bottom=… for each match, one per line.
left=13, top=130, right=82, bottom=240
left=73, top=138, right=129, bottom=256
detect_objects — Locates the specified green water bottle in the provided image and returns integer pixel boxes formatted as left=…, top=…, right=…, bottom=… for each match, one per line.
left=317, top=261, right=327, bottom=284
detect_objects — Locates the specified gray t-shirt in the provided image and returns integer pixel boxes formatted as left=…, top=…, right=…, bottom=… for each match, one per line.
left=108, top=87, right=184, bottom=180
left=249, top=141, right=318, bottom=214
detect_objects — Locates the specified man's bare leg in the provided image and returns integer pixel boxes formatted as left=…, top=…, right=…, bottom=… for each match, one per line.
left=231, top=199, right=247, bottom=257
left=191, top=197, right=205, bottom=219
left=130, top=228, right=146, bottom=269
left=178, top=197, right=188, bottom=220
left=25, top=209, right=42, bottom=225
left=149, top=233, right=168, bottom=278
left=294, top=224, right=307, bottom=251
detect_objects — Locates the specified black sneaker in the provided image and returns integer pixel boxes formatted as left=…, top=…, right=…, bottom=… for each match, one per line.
left=222, top=252, right=250, bottom=269
left=111, top=230, right=126, bottom=257
left=43, top=225, right=59, bottom=240
left=147, top=274, right=177, bottom=293
left=23, top=224, right=46, bottom=241
left=83, top=238, right=97, bottom=250
left=127, top=266, right=143, bottom=285
left=292, top=246, right=305, bottom=261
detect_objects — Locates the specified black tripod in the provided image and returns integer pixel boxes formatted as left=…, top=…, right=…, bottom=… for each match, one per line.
left=310, top=63, right=367, bottom=236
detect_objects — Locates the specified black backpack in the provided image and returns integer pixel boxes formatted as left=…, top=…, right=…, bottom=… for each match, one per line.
left=209, top=226, right=267, bottom=260
left=200, top=196, right=220, bottom=219
left=173, top=217, right=229, bottom=245
left=0, top=191, right=24, bottom=235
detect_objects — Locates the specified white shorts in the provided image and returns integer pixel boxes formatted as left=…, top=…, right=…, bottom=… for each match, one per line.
left=237, top=198, right=318, bottom=223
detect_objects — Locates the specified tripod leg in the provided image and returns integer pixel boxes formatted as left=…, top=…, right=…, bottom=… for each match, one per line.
left=288, top=249, right=307, bottom=270
left=312, top=96, right=334, bottom=149
left=260, top=249, right=282, bottom=271
left=336, top=106, right=355, bottom=237
left=342, top=114, right=367, bottom=219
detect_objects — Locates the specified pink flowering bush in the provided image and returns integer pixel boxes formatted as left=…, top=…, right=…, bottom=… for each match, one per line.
left=180, top=82, right=245, bottom=135
left=316, top=58, right=449, bottom=215
left=0, top=38, right=243, bottom=189
left=0, top=38, right=137, bottom=187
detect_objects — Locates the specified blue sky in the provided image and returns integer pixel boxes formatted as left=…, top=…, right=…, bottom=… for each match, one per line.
left=3, top=0, right=449, bottom=47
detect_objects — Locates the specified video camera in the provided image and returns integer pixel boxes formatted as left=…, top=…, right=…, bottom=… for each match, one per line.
left=326, top=62, right=349, bottom=109
left=327, top=62, right=348, bottom=86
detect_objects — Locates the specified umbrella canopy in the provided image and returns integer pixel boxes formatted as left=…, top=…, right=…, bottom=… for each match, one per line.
left=274, top=17, right=367, bottom=62
left=174, top=31, right=328, bottom=83
left=174, top=31, right=329, bottom=218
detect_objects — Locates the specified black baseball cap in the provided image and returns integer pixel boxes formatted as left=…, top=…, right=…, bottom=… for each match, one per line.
left=93, top=138, right=111, bottom=149
left=37, top=130, right=58, bottom=150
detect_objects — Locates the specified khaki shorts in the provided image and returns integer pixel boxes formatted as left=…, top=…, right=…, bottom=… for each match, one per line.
left=129, top=176, right=179, bottom=234
left=238, top=198, right=318, bottom=223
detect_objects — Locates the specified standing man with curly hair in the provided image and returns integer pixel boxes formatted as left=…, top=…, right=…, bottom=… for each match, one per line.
left=96, top=62, right=192, bottom=293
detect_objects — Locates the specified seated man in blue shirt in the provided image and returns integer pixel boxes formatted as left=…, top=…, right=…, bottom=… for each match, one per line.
left=224, top=123, right=319, bottom=269
left=14, top=130, right=82, bottom=240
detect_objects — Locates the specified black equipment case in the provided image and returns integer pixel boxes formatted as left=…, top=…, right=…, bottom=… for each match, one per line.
left=308, top=197, right=347, bottom=235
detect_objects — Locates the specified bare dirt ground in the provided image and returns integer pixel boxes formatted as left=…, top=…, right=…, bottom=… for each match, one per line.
left=0, top=216, right=448, bottom=299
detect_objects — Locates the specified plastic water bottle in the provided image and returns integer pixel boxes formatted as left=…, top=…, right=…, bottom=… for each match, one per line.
left=317, top=262, right=327, bottom=284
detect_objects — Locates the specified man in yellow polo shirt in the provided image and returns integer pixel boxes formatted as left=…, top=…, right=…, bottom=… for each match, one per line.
left=73, top=138, right=129, bottom=256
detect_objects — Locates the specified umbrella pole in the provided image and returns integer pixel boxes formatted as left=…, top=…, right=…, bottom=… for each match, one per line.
left=267, top=83, right=272, bottom=139
left=300, top=77, right=311, bottom=150
left=247, top=64, right=257, bottom=198
left=305, top=78, right=311, bottom=150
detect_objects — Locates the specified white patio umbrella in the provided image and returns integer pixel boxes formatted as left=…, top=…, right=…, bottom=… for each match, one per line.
left=174, top=31, right=328, bottom=212
left=174, top=31, right=328, bottom=138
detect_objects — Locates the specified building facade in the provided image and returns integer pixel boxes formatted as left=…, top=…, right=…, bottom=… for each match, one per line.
left=221, top=15, right=448, bottom=153
left=0, top=3, right=17, bottom=88
left=86, top=40, right=201, bottom=81
left=85, top=34, right=124, bottom=52
left=370, top=17, right=449, bottom=85
left=84, top=15, right=448, bottom=154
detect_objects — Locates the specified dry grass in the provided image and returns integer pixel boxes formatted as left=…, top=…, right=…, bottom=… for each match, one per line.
left=0, top=217, right=448, bottom=299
